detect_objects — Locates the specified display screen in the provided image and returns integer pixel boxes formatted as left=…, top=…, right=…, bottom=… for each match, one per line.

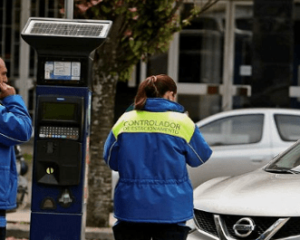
left=44, top=61, right=81, bottom=80
left=42, top=102, right=77, bottom=121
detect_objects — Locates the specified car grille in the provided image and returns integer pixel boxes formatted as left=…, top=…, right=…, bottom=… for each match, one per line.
left=194, top=209, right=300, bottom=239
left=194, top=209, right=218, bottom=237
left=194, top=209, right=218, bottom=236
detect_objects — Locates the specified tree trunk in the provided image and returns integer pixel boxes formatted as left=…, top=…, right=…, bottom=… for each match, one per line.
left=86, top=49, right=118, bottom=227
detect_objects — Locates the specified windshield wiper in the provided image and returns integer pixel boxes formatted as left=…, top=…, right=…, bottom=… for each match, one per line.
left=265, top=168, right=300, bottom=174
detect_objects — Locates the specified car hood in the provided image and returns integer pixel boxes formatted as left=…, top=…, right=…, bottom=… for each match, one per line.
left=193, top=169, right=300, bottom=216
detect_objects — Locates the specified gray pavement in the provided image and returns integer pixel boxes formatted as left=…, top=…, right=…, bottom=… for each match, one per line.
left=6, top=139, right=114, bottom=240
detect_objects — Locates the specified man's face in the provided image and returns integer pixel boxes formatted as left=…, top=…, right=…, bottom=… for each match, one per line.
left=0, top=59, right=8, bottom=84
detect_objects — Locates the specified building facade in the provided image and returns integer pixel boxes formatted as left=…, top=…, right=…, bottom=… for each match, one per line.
left=1, top=0, right=300, bottom=122
left=0, top=0, right=61, bottom=117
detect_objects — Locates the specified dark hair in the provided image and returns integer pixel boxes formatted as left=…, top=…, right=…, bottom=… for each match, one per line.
left=134, top=74, right=177, bottom=110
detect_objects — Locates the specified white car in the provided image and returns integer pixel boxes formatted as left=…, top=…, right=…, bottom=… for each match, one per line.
left=188, top=139, right=300, bottom=240
left=188, top=108, right=300, bottom=188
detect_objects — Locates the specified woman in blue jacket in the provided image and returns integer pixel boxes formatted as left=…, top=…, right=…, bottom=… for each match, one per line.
left=0, top=58, right=32, bottom=240
left=103, top=74, right=212, bottom=240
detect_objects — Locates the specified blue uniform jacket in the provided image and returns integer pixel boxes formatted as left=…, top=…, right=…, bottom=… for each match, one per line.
left=0, top=95, right=32, bottom=210
left=103, top=98, right=212, bottom=223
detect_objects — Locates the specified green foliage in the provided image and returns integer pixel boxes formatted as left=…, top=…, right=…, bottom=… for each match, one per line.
left=70, top=0, right=203, bottom=81
left=23, top=153, right=32, bottom=163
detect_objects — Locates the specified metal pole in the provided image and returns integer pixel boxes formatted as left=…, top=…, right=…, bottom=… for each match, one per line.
left=65, top=0, right=74, bottom=19
left=222, top=1, right=234, bottom=111
left=17, top=0, right=32, bottom=107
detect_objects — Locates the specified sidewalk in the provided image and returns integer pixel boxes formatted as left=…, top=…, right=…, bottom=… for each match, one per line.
left=6, top=209, right=115, bottom=240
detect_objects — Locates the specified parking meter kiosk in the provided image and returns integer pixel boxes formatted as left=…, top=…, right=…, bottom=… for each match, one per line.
left=21, top=18, right=112, bottom=240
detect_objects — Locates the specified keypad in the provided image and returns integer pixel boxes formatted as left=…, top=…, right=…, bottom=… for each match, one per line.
left=39, top=126, right=79, bottom=140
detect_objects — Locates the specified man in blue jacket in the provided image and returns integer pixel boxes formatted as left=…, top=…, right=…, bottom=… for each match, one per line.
left=0, top=58, right=32, bottom=240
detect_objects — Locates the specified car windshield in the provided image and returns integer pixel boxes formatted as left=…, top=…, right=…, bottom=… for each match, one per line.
left=265, top=141, right=300, bottom=173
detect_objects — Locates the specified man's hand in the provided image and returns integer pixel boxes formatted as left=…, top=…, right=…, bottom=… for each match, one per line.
left=0, top=82, right=16, bottom=99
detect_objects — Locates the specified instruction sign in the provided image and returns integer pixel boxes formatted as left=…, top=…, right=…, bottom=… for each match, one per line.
left=45, top=61, right=81, bottom=80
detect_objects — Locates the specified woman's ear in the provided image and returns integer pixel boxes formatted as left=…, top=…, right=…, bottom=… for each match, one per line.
left=163, top=91, right=175, bottom=101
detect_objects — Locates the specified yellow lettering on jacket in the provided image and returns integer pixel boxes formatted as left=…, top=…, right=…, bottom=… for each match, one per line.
left=112, top=110, right=195, bottom=143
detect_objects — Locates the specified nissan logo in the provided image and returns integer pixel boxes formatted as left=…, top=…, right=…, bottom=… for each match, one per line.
left=233, top=217, right=256, bottom=238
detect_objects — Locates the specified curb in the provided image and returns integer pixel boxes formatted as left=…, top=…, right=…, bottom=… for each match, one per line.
left=7, top=223, right=30, bottom=239
left=7, top=223, right=114, bottom=240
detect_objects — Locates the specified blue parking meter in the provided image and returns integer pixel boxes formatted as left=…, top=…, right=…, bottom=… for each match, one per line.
left=21, top=17, right=112, bottom=240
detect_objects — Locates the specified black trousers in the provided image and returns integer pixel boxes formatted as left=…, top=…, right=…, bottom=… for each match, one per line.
left=113, top=221, right=190, bottom=240
left=0, top=210, right=6, bottom=240
left=0, top=227, right=5, bottom=240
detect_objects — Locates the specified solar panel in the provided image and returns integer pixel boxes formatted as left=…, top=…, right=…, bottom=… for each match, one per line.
left=24, top=19, right=111, bottom=38
left=21, top=18, right=112, bottom=57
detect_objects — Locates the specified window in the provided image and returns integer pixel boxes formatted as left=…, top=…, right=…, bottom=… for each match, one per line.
left=178, top=3, right=225, bottom=84
left=232, top=4, right=253, bottom=109
left=200, top=114, right=264, bottom=146
left=274, top=114, right=300, bottom=141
